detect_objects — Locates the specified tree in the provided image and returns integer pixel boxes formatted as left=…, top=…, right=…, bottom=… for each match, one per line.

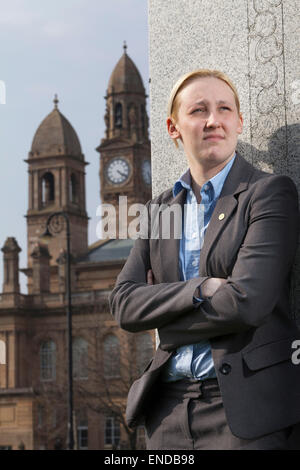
left=76, top=325, right=154, bottom=450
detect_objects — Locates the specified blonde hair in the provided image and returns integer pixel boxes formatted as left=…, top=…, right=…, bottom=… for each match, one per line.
left=167, top=69, right=241, bottom=148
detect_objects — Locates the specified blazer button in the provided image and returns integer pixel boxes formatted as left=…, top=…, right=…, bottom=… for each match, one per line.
left=219, top=363, right=231, bottom=375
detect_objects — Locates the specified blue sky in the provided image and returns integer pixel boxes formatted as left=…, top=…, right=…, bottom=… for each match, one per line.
left=0, top=0, right=149, bottom=293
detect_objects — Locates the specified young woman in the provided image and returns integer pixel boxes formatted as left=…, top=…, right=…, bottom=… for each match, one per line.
left=110, top=70, right=300, bottom=450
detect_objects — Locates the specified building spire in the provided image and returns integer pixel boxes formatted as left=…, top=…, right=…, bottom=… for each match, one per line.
left=123, top=40, right=127, bottom=54
left=53, top=94, right=59, bottom=109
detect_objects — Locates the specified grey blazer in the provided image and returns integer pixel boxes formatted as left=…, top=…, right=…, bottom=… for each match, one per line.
left=109, top=153, right=300, bottom=439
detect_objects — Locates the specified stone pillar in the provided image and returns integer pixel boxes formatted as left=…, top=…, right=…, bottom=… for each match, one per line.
left=149, top=0, right=300, bottom=321
left=57, top=249, right=76, bottom=294
left=1, top=237, right=21, bottom=294
left=31, top=243, right=51, bottom=294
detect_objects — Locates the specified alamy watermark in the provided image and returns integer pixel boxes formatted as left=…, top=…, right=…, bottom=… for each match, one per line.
left=96, top=196, right=207, bottom=240
left=0, top=80, right=6, bottom=104
left=291, top=340, right=300, bottom=365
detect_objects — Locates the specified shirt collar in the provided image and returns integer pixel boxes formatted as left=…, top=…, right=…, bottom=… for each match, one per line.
left=173, top=153, right=236, bottom=201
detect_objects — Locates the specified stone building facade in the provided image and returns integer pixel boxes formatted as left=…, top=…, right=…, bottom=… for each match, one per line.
left=0, top=45, right=153, bottom=450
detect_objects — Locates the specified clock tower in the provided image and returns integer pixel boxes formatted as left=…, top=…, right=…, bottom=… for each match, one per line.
left=96, top=43, right=151, bottom=237
left=25, top=96, right=89, bottom=272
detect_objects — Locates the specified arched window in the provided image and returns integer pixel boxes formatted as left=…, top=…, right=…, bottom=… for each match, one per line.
left=103, top=335, right=120, bottom=378
left=40, top=340, right=56, bottom=381
left=42, top=172, right=55, bottom=206
left=69, top=173, right=78, bottom=204
left=136, top=333, right=153, bottom=375
left=73, top=337, right=88, bottom=379
left=114, top=103, right=123, bottom=128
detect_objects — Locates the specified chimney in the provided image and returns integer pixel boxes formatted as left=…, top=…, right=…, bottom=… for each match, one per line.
left=1, top=237, right=21, bottom=294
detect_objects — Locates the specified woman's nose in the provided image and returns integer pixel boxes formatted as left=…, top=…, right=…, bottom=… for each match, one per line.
left=205, top=112, right=220, bottom=128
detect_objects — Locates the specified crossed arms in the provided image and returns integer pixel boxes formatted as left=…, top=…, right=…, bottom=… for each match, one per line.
left=109, top=175, right=299, bottom=351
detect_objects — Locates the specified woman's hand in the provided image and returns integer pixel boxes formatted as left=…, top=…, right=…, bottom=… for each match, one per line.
left=201, top=277, right=227, bottom=298
left=147, top=269, right=154, bottom=285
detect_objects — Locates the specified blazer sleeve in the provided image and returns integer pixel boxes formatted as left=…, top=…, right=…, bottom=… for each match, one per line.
left=158, top=175, right=300, bottom=350
left=109, top=202, right=209, bottom=332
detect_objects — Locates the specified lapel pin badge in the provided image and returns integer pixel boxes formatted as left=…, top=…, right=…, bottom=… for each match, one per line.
left=218, top=213, right=225, bottom=220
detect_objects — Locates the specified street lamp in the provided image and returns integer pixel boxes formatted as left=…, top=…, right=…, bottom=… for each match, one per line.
left=40, top=211, right=74, bottom=450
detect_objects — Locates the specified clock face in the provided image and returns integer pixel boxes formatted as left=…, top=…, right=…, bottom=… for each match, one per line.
left=142, top=159, right=151, bottom=185
left=105, top=157, right=130, bottom=184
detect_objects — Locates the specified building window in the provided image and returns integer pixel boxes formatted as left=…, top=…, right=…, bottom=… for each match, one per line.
left=40, top=340, right=56, bottom=381
left=69, top=173, right=78, bottom=204
left=73, top=337, right=88, bottom=380
left=103, top=335, right=120, bottom=378
left=105, top=417, right=120, bottom=448
left=136, top=426, right=146, bottom=449
left=114, top=103, right=122, bottom=128
left=42, top=172, right=55, bottom=206
left=76, top=410, right=88, bottom=450
left=136, top=333, right=153, bottom=375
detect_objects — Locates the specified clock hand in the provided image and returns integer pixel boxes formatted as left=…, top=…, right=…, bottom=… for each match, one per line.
left=117, top=170, right=127, bottom=177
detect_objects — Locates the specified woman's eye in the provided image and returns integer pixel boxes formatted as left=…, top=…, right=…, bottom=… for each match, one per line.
left=192, top=108, right=205, bottom=113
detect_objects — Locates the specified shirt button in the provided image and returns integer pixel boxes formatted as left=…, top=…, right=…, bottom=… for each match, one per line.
left=192, top=260, right=198, bottom=267
left=219, top=363, right=231, bottom=375
left=192, top=233, right=197, bottom=239
left=203, top=184, right=209, bottom=191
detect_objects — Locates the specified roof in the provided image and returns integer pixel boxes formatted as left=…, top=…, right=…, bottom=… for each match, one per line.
left=77, top=238, right=135, bottom=264
left=107, top=48, right=145, bottom=95
left=30, top=96, right=83, bottom=160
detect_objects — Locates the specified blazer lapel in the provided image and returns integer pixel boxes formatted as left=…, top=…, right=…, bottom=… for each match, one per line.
left=159, top=187, right=187, bottom=282
left=199, top=154, right=255, bottom=276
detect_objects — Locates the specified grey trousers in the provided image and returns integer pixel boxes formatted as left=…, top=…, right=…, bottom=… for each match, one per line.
left=145, top=378, right=296, bottom=450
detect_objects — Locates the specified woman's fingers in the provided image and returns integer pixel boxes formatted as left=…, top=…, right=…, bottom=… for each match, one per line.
left=147, top=269, right=154, bottom=285
left=201, top=277, right=226, bottom=298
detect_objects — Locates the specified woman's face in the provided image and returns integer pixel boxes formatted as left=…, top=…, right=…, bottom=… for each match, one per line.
left=168, top=76, right=243, bottom=170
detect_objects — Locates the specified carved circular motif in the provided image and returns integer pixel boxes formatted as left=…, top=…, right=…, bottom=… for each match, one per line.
left=48, top=214, right=65, bottom=235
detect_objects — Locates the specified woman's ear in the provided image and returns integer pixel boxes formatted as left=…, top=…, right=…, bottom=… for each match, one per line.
left=237, top=112, right=243, bottom=135
left=167, top=117, right=181, bottom=141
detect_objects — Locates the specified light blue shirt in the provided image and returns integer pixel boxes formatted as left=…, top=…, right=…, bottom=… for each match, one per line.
left=162, top=154, right=236, bottom=382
